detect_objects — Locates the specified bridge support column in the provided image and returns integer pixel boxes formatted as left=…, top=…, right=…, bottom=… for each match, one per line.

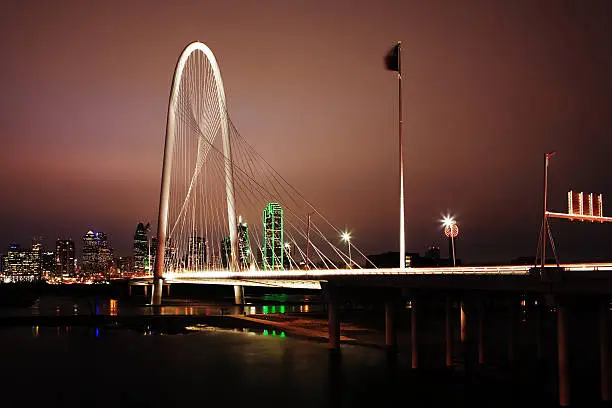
left=411, top=297, right=419, bottom=369
left=234, top=285, right=244, bottom=305
left=151, top=278, right=163, bottom=306
left=557, top=302, right=570, bottom=407
left=534, top=297, right=543, bottom=360
left=324, top=285, right=340, bottom=352
left=601, top=298, right=611, bottom=403
left=144, top=284, right=148, bottom=297
left=385, top=299, right=397, bottom=352
left=478, top=299, right=485, bottom=365
left=445, top=297, right=454, bottom=367
left=128, top=285, right=132, bottom=297
left=460, top=301, right=466, bottom=343
left=507, top=299, right=515, bottom=363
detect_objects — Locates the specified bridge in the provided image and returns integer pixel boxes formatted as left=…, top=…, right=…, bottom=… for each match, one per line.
left=134, top=41, right=611, bottom=406
left=142, top=40, right=612, bottom=296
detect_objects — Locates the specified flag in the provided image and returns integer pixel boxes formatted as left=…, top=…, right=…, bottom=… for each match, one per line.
left=384, top=42, right=400, bottom=72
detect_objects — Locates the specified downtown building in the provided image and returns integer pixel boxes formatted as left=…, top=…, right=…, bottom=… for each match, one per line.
left=263, top=202, right=284, bottom=270
left=56, top=239, right=75, bottom=280
left=220, top=217, right=251, bottom=270
left=81, top=231, right=113, bottom=278
left=133, top=222, right=150, bottom=273
left=2, top=240, right=42, bottom=283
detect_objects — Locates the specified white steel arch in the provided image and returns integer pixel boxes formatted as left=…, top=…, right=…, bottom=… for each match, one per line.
left=152, top=41, right=238, bottom=304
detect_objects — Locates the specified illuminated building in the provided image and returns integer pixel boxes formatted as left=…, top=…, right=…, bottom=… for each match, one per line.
left=220, top=236, right=231, bottom=268
left=237, top=217, right=251, bottom=269
left=81, top=231, right=113, bottom=276
left=187, top=236, right=206, bottom=270
left=3, top=242, right=41, bottom=283
left=41, top=251, right=55, bottom=280
left=133, top=222, right=150, bottom=273
left=116, top=256, right=134, bottom=275
left=263, top=202, right=284, bottom=270
left=56, top=239, right=75, bottom=279
left=150, top=236, right=175, bottom=271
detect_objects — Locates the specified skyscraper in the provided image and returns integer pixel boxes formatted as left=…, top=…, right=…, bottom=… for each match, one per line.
left=41, top=251, right=55, bottom=279
left=133, top=223, right=150, bottom=273
left=3, top=243, right=40, bottom=282
left=81, top=231, right=113, bottom=276
left=237, top=217, right=251, bottom=270
left=56, top=239, right=75, bottom=280
left=220, top=236, right=231, bottom=269
left=263, top=202, right=284, bottom=270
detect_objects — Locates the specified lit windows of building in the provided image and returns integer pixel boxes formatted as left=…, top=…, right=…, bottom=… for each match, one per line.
left=56, top=239, right=75, bottom=280
left=263, top=202, right=284, bottom=270
left=133, top=223, right=150, bottom=273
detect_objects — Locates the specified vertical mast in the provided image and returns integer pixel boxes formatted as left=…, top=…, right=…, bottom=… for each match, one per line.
left=398, top=42, right=405, bottom=270
left=306, top=213, right=311, bottom=269
left=541, top=153, right=549, bottom=270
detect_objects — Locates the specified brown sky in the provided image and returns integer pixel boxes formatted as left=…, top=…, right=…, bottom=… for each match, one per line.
left=1, top=0, right=611, bottom=262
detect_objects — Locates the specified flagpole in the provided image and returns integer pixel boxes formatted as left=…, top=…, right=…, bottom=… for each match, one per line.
left=398, top=41, right=405, bottom=270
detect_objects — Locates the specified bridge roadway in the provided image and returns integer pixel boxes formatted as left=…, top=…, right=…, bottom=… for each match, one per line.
left=132, top=262, right=612, bottom=293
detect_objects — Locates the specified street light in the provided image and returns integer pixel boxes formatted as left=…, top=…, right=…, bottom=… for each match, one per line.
left=442, top=216, right=459, bottom=267
left=341, top=231, right=352, bottom=268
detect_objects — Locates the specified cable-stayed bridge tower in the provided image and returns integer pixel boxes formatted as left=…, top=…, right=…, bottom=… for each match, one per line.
left=151, top=41, right=374, bottom=305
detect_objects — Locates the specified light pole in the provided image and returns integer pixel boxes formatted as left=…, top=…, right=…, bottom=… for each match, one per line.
left=341, top=231, right=352, bottom=268
left=442, top=216, right=459, bottom=267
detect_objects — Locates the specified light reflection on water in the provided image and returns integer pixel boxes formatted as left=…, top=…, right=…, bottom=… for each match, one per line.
left=28, top=324, right=288, bottom=340
left=0, top=295, right=322, bottom=318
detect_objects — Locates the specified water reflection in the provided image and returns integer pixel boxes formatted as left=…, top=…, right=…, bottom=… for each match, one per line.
left=0, top=294, right=322, bottom=319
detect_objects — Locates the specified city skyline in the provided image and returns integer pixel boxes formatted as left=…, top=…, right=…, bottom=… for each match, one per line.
left=1, top=1, right=612, bottom=263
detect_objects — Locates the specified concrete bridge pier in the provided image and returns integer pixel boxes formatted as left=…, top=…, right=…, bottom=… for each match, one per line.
left=460, top=300, right=466, bottom=343
left=532, top=295, right=543, bottom=361
left=385, top=298, right=397, bottom=353
left=556, top=298, right=570, bottom=407
left=143, top=284, right=148, bottom=298
left=323, top=284, right=340, bottom=352
left=601, top=297, right=611, bottom=403
left=151, top=278, right=163, bottom=306
left=460, top=295, right=479, bottom=373
left=445, top=296, right=454, bottom=368
left=506, top=297, right=516, bottom=363
left=234, top=285, right=244, bottom=305
left=478, top=297, right=485, bottom=365
left=411, top=295, right=419, bottom=369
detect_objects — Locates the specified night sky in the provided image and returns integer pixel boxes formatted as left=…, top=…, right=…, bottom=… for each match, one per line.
left=1, top=0, right=611, bottom=263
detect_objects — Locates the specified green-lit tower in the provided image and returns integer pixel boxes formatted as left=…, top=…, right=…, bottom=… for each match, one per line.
left=263, top=203, right=284, bottom=270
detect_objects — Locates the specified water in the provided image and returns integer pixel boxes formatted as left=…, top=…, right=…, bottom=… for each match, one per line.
left=0, top=292, right=608, bottom=407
